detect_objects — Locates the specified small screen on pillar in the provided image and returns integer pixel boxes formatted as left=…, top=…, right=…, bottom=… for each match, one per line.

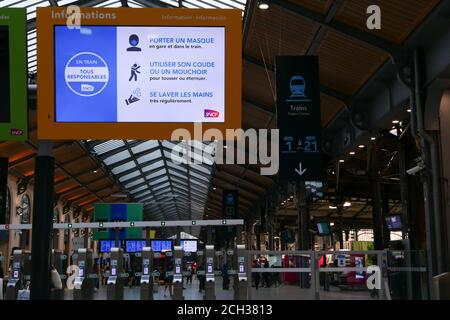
left=143, top=267, right=149, bottom=275
left=207, top=264, right=213, bottom=273
left=176, top=266, right=181, bottom=274
left=239, top=263, right=244, bottom=273
left=111, top=268, right=117, bottom=276
left=13, top=270, right=19, bottom=279
left=78, top=268, right=84, bottom=277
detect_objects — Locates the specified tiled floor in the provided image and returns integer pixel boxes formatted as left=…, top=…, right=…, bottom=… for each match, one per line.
left=64, top=278, right=373, bottom=300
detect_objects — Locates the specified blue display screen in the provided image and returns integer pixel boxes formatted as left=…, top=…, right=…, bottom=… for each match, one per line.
left=125, top=240, right=146, bottom=253
left=151, top=240, right=172, bottom=252
left=100, top=240, right=117, bottom=253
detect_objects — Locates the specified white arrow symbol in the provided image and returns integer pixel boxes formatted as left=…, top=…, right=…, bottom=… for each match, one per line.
left=295, top=162, right=307, bottom=176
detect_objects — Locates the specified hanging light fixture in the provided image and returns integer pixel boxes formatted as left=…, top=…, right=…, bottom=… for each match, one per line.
left=258, top=1, right=270, bottom=10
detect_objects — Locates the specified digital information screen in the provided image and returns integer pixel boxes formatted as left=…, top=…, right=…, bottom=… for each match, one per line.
left=0, top=25, right=10, bottom=124
left=54, top=26, right=225, bottom=123
left=37, top=8, right=242, bottom=140
left=207, top=265, right=213, bottom=273
left=151, top=240, right=172, bottom=252
left=0, top=8, right=28, bottom=141
left=111, top=268, right=116, bottom=276
left=99, top=239, right=117, bottom=253
left=180, top=239, right=198, bottom=252
left=78, top=268, right=84, bottom=277
left=125, top=240, right=146, bottom=253
left=239, top=263, right=244, bottom=273
left=386, top=215, right=402, bottom=230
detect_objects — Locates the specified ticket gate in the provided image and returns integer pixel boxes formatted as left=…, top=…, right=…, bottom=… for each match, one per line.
left=204, top=245, right=216, bottom=300
left=233, top=244, right=248, bottom=300
left=6, top=250, right=31, bottom=300
left=172, top=246, right=184, bottom=300
left=140, top=247, right=154, bottom=300
left=73, top=248, right=94, bottom=300
left=50, top=249, right=65, bottom=300
left=107, top=247, right=124, bottom=300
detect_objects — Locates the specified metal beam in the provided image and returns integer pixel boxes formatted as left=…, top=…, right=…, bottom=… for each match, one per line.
left=306, top=0, right=343, bottom=55
left=242, top=0, right=257, bottom=51
left=270, top=0, right=401, bottom=58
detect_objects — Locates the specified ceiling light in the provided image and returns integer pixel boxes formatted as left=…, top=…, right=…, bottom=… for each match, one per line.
left=358, top=145, right=365, bottom=148
left=223, top=145, right=227, bottom=149
left=212, top=187, right=216, bottom=190
left=392, top=120, right=400, bottom=124
left=329, top=205, right=337, bottom=210
left=343, top=201, right=351, bottom=207
left=349, top=151, right=355, bottom=155
left=330, top=222, right=335, bottom=227
left=93, top=169, right=98, bottom=173
left=371, top=137, right=376, bottom=141
left=258, top=2, right=269, bottom=10
left=339, top=159, right=344, bottom=163
left=407, top=109, right=411, bottom=113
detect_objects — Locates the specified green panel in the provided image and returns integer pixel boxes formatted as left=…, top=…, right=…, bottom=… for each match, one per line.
left=0, top=9, right=28, bottom=141
left=92, top=203, right=144, bottom=240
left=93, top=203, right=111, bottom=240
left=126, top=203, right=143, bottom=239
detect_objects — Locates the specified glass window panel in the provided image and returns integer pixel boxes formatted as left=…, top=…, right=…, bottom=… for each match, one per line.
left=137, top=150, right=162, bottom=164
left=93, top=140, right=125, bottom=155
left=125, top=178, right=145, bottom=188
left=103, top=150, right=131, bottom=165
left=111, top=161, right=135, bottom=174
left=150, top=176, right=168, bottom=186
left=130, top=185, right=148, bottom=194
left=190, top=171, right=210, bottom=182
left=131, top=140, right=158, bottom=153
left=145, top=168, right=166, bottom=179
left=118, top=170, right=140, bottom=182
left=140, top=159, right=164, bottom=170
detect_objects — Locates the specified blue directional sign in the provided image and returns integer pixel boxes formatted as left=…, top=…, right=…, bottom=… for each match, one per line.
left=276, top=56, right=324, bottom=181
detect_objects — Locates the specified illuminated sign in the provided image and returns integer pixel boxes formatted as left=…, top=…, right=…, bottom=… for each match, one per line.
left=37, top=8, right=241, bottom=140
left=0, top=8, right=28, bottom=141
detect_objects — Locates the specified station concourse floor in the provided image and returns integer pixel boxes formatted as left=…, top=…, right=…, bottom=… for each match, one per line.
left=63, top=278, right=373, bottom=300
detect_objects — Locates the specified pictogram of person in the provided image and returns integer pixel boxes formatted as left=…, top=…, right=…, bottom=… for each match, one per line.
left=129, top=63, right=141, bottom=81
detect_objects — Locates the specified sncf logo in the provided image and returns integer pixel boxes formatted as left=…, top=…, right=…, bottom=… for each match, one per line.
left=10, top=128, right=24, bottom=136
left=204, top=109, right=219, bottom=118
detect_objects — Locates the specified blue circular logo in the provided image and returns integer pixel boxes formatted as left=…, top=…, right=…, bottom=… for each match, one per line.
left=64, top=52, right=109, bottom=97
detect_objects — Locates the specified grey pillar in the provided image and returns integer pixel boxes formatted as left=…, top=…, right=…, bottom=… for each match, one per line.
left=176, top=226, right=181, bottom=246
left=83, top=228, right=89, bottom=249
left=145, top=227, right=150, bottom=246
left=207, top=226, right=212, bottom=245
left=297, top=180, right=309, bottom=250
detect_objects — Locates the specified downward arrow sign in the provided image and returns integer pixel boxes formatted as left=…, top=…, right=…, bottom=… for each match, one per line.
left=295, top=162, right=307, bottom=176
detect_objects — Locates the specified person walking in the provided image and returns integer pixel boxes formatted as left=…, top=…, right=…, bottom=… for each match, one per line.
left=222, top=262, right=230, bottom=290
left=163, top=263, right=174, bottom=298
left=252, top=260, right=261, bottom=290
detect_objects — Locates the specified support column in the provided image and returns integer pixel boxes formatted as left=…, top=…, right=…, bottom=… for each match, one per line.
left=268, top=224, right=274, bottom=251
left=83, top=228, right=89, bottom=249
left=370, top=145, right=385, bottom=250
left=30, top=141, right=54, bottom=300
left=236, top=225, right=242, bottom=246
left=297, top=181, right=309, bottom=250
left=176, top=226, right=181, bottom=246
left=145, top=227, right=150, bottom=246
left=207, top=226, right=212, bottom=245
left=296, top=180, right=310, bottom=288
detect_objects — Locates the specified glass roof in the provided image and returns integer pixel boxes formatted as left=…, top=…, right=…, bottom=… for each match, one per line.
left=0, top=0, right=248, bottom=72
left=88, top=140, right=216, bottom=224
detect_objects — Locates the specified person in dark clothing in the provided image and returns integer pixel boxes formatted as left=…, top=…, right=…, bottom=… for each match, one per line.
left=252, top=260, right=261, bottom=290
left=197, top=263, right=206, bottom=292
left=222, top=263, right=230, bottom=290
